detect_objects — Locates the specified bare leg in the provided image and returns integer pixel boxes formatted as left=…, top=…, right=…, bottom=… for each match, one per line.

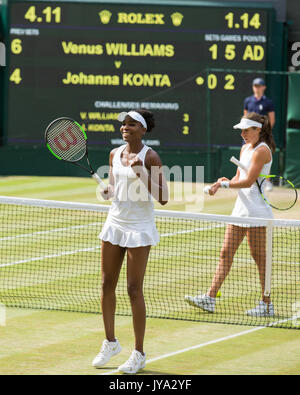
left=247, top=227, right=270, bottom=304
left=208, top=225, right=247, bottom=298
left=126, top=246, right=151, bottom=354
left=101, top=241, right=126, bottom=342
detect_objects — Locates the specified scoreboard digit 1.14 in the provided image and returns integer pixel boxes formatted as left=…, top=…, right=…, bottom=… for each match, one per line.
left=5, top=0, right=274, bottom=149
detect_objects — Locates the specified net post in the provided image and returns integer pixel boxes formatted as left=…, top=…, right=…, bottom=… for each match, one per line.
left=264, top=219, right=273, bottom=297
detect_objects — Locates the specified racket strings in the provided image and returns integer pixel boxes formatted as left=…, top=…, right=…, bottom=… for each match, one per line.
left=46, top=119, right=86, bottom=162
left=261, top=176, right=298, bottom=210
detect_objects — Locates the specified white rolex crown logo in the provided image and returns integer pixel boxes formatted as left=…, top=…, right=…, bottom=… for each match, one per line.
left=98, top=10, right=112, bottom=24
left=171, top=12, right=184, bottom=27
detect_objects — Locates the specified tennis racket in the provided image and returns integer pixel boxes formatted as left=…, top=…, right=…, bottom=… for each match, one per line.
left=230, top=156, right=298, bottom=211
left=45, top=117, right=106, bottom=188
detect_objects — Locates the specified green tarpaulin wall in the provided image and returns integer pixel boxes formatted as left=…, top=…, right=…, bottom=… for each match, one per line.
left=284, top=75, right=300, bottom=188
left=285, top=129, right=300, bottom=188
left=287, top=74, right=300, bottom=123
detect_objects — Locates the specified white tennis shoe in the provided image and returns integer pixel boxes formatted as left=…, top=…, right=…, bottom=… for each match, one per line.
left=92, top=338, right=122, bottom=368
left=185, top=294, right=216, bottom=313
left=118, top=350, right=146, bottom=374
left=246, top=301, right=275, bottom=317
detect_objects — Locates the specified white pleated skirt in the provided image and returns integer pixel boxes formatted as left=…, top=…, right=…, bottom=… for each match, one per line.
left=99, top=215, right=159, bottom=248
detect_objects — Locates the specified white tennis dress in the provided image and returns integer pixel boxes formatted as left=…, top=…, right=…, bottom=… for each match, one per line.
left=99, top=144, right=159, bottom=248
left=231, top=142, right=273, bottom=219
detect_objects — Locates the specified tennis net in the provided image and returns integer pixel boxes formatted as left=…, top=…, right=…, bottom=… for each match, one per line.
left=0, top=196, right=299, bottom=329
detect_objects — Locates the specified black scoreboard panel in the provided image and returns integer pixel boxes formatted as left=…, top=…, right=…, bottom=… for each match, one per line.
left=6, top=1, right=272, bottom=149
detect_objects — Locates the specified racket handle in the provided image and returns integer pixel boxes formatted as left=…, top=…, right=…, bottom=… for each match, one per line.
left=230, top=156, right=248, bottom=172
left=92, top=173, right=106, bottom=189
left=204, top=186, right=211, bottom=195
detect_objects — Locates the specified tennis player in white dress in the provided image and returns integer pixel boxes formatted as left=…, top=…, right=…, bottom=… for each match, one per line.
left=185, top=112, right=276, bottom=318
left=92, top=110, right=168, bottom=374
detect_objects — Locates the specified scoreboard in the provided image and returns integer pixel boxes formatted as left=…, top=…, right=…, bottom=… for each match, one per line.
left=4, top=0, right=276, bottom=150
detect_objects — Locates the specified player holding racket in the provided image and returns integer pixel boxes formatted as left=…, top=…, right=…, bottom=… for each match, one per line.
left=185, top=112, right=276, bottom=317
left=92, top=110, right=168, bottom=374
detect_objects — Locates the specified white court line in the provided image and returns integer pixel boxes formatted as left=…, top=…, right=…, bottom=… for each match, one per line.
left=160, top=224, right=224, bottom=237
left=0, top=225, right=217, bottom=268
left=6, top=220, right=296, bottom=268
left=0, top=246, right=101, bottom=268
left=99, top=326, right=265, bottom=375
left=1, top=243, right=299, bottom=270
left=0, top=222, right=104, bottom=242
left=0, top=222, right=220, bottom=243
left=99, top=317, right=293, bottom=375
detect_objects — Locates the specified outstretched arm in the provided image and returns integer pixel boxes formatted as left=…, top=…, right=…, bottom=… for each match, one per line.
left=209, top=147, right=270, bottom=195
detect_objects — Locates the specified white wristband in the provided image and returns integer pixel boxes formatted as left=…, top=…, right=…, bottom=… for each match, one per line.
left=220, top=181, right=230, bottom=189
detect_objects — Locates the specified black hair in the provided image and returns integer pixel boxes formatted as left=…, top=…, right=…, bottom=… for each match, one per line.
left=244, top=112, right=276, bottom=154
left=135, top=109, right=155, bottom=133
